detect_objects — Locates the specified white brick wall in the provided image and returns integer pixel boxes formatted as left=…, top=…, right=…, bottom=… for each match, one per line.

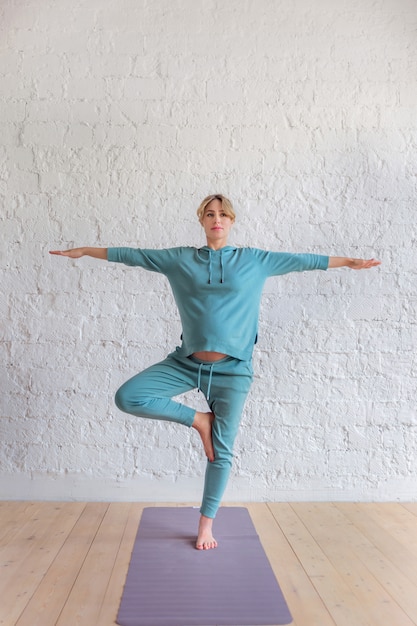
left=1, top=0, right=416, bottom=503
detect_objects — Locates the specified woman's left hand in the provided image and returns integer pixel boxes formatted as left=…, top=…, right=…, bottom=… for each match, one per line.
left=349, top=258, right=381, bottom=270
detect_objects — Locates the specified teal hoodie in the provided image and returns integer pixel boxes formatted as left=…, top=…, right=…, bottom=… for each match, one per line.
left=107, top=246, right=329, bottom=361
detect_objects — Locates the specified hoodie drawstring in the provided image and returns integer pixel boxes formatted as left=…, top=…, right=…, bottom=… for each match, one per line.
left=197, top=362, right=215, bottom=401
left=220, top=250, right=224, bottom=283
left=197, top=247, right=231, bottom=284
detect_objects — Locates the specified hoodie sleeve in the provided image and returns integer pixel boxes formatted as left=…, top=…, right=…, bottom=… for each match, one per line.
left=254, top=249, right=329, bottom=276
left=107, top=247, right=182, bottom=274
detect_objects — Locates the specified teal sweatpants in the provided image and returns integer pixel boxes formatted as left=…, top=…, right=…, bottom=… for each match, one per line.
left=114, top=350, right=253, bottom=518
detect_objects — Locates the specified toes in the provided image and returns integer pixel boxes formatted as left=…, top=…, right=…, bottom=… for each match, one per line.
left=196, top=538, right=218, bottom=550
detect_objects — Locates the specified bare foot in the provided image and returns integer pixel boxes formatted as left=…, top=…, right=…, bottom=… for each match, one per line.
left=192, top=411, right=215, bottom=462
left=196, top=514, right=218, bottom=550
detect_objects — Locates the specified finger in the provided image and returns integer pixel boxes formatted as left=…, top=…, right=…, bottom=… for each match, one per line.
left=49, top=250, right=73, bottom=257
left=358, top=259, right=381, bottom=269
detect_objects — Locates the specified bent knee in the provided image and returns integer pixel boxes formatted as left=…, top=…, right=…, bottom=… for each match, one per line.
left=115, top=385, right=158, bottom=415
left=114, top=387, right=129, bottom=413
left=114, top=386, right=145, bottom=413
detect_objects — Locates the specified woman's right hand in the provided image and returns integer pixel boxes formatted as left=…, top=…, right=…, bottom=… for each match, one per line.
left=49, top=248, right=85, bottom=258
left=49, top=247, right=108, bottom=260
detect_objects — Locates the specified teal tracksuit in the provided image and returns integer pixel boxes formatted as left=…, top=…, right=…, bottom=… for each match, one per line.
left=108, top=246, right=329, bottom=517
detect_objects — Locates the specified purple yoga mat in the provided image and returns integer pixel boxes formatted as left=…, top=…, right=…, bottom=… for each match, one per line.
left=117, top=507, right=292, bottom=626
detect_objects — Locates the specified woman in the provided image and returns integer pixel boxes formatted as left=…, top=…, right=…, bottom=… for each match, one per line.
left=50, top=194, right=380, bottom=550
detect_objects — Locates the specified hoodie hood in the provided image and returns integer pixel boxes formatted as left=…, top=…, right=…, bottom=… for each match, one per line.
left=197, top=245, right=238, bottom=284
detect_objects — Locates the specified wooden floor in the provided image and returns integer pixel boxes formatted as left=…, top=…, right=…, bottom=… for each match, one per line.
left=1, top=502, right=417, bottom=626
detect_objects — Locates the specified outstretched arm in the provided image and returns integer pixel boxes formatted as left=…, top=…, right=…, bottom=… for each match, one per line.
left=328, top=257, right=381, bottom=270
left=49, top=247, right=107, bottom=260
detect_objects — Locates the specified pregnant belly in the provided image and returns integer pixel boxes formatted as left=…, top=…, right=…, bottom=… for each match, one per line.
left=192, top=351, right=228, bottom=361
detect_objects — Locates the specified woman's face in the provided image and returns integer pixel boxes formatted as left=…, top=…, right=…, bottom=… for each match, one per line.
left=200, top=199, right=234, bottom=249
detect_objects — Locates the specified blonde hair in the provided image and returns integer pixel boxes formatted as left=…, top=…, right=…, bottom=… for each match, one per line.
left=196, top=194, right=236, bottom=224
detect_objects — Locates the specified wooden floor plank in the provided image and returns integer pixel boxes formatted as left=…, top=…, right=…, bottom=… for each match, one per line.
left=336, top=503, right=417, bottom=586
left=0, top=503, right=85, bottom=626
left=249, top=502, right=335, bottom=626
left=270, top=503, right=373, bottom=626
left=0, top=502, right=44, bottom=547
left=334, top=503, right=417, bottom=623
left=0, top=503, right=74, bottom=589
left=365, top=503, right=417, bottom=554
left=402, top=503, right=417, bottom=517
left=293, top=502, right=415, bottom=626
left=55, top=502, right=131, bottom=625
left=0, top=502, right=41, bottom=547
left=96, top=503, right=145, bottom=626
left=15, top=502, right=109, bottom=626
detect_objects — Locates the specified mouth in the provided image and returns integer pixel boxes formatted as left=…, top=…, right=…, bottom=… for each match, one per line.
left=212, top=227, right=223, bottom=231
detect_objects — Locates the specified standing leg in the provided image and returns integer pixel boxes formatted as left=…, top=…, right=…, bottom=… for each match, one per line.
left=196, top=358, right=253, bottom=549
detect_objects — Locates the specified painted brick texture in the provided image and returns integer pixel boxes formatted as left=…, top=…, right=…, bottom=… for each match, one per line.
left=1, top=0, right=416, bottom=502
